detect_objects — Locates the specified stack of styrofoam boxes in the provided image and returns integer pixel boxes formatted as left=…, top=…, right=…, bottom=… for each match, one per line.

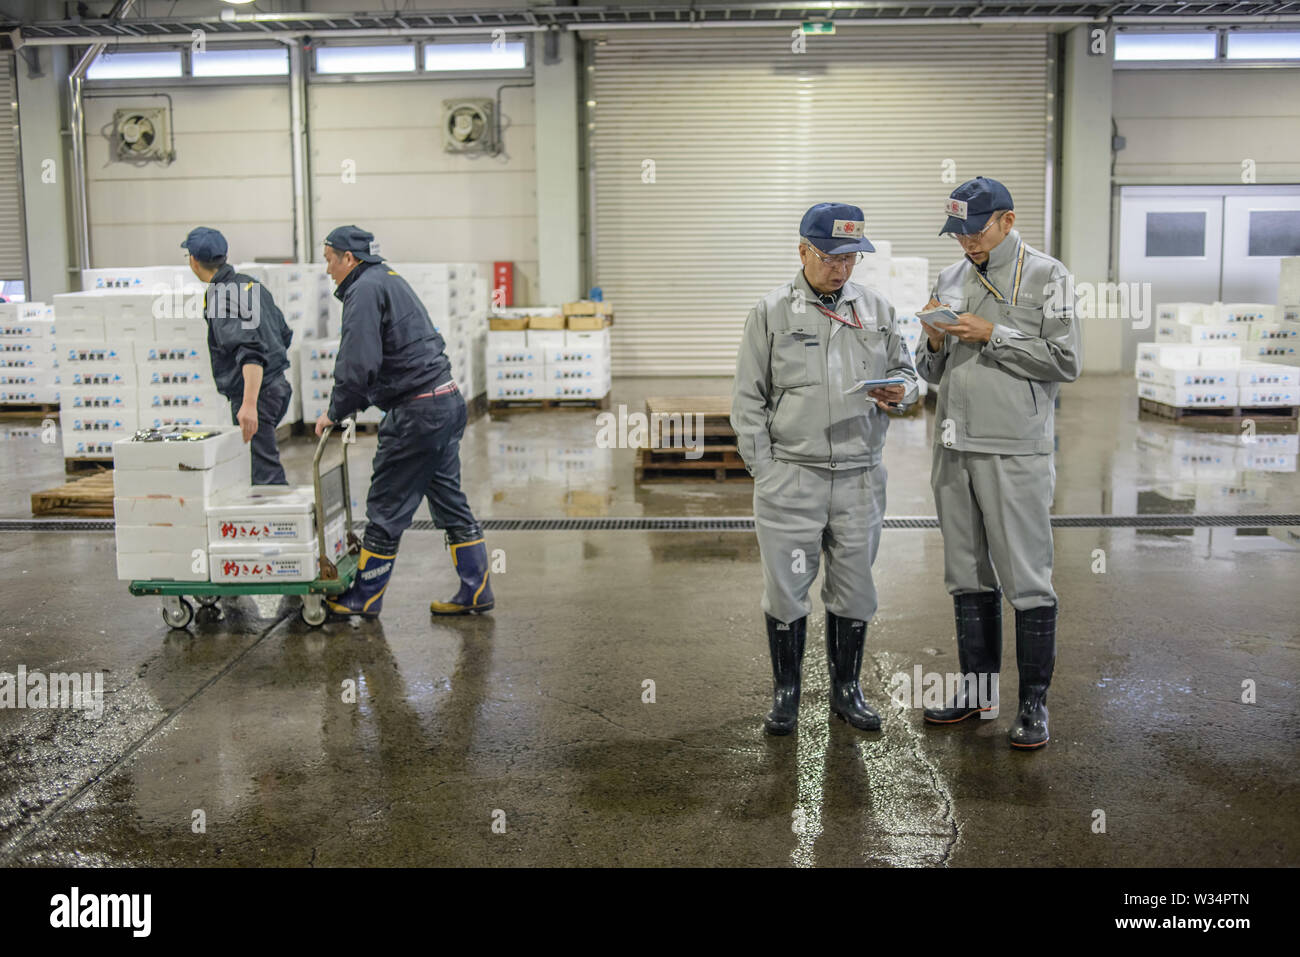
left=1152, top=302, right=1300, bottom=407
left=1237, top=358, right=1300, bottom=411
left=887, top=255, right=931, bottom=399
left=487, top=325, right=542, bottom=401
left=206, top=484, right=346, bottom=583
left=0, top=302, right=59, bottom=407
left=82, top=265, right=190, bottom=292
left=857, top=239, right=892, bottom=300
left=300, top=338, right=339, bottom=425
left=466, top=275, right=490, bottom=404
left=54, top=292, right=139, bottom=460
left=1135, top=341, right=1241, bottom=409
left=237, top=263, right=326, bottom=427
left=113, top=425, right=250, bottom=582
left=539, top=325, right=611, bottom=400
left=391, top=262, right=482, bottom=409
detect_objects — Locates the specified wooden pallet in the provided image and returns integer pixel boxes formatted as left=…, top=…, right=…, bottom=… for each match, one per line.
left=488, top=395, right=612, bottom=415
left=1139, top=398, right=1300, bottom=426
left=0, top=403, right=58, bottom=419
left=65, top=456, right=115, bottom=473
left=642, top=395, right=738, bottom=448
left=32, top=469, right=115, bottom=517
left=634, top=447, right=753, bottom=483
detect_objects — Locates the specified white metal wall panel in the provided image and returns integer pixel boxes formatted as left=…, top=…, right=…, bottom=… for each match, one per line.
left=589, top=32, right=1051, bottom=376
left=0, top=54, right=27, bottom=282
left=309, top=80, right=539, bottom=301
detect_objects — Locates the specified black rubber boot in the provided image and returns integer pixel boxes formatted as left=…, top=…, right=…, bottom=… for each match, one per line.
left=1009, top=603, right=1056, bottom=750
left=826, top=612, right=881, bottom=731
left=763, top=614, right=806, bottom=736
left=925, top=589, right=1002, bottom=724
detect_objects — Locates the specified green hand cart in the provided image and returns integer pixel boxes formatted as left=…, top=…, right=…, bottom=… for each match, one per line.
left=128, top=423, right=363, bottom=629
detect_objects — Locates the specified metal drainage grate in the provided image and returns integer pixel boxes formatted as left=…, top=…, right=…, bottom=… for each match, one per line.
left=3, top=514, right=1299, bottom=533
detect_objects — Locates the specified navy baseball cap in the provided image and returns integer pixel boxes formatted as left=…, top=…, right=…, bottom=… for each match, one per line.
left=323, top=225, right=384, bottom=263
left=799, top=203, right=876, bottom=255
left=940, top=177, right=1014, bottom=236
left=180, top=226, right=228, bottom=261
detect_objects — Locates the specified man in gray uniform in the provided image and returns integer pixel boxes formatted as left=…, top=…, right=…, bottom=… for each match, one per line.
left=732, top=203, right=919, bottom=736
left=914, top=176, right=1081, bottom=750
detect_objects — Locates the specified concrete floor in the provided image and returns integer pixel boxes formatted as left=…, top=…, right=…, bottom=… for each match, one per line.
left=0, top=374, right=1296, bottom=867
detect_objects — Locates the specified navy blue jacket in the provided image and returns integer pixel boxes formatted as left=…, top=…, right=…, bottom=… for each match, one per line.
left=203, top=264, right=292, bottom=398
left=327, top=261, right=450, bottom=422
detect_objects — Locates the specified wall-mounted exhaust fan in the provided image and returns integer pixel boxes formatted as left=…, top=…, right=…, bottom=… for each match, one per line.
left=442, top=99, right=496, bottom=155
left=112, top=107, right=175, bottom=164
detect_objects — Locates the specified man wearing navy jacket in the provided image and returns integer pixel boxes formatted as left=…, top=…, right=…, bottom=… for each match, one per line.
left=314, top=225, right=493, bottom=619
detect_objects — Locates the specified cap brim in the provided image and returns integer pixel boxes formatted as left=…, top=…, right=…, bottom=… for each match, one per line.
left=939, top=210, right=994, bottom=237
left=355, top=253, right=384, bottom=264
left=811, top=236, right=876, bottom=255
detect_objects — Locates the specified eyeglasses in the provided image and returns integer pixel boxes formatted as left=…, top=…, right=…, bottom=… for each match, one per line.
left=805, top=245, right=864, bottom=268
left=952, top=212, right=1006, bottom=244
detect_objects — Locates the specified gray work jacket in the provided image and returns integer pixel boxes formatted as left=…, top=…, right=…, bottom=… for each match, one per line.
left=731, top=270, right=920, bottom=473
left=915, top=230, right=1082, bottom=455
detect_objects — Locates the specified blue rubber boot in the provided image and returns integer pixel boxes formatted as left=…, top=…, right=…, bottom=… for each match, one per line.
left=327, top=546, right=397, bottom=619
left=430, top=525, right=495, bottom=615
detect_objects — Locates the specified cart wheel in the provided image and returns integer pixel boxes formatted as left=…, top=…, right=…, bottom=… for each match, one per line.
left=161, top=596, right=194, bottom=630
left=194, top=595, right=219, bottom=608
left=301, top=595, right=327, bottom=627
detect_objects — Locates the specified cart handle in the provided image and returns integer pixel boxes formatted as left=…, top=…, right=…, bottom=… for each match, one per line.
left=312, top=419, right=358, bottom=580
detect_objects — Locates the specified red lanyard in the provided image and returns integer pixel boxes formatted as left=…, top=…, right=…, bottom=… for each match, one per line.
left=810, top=298, right=862, bottom=329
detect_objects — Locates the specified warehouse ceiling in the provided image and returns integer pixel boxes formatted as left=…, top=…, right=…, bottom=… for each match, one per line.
left=4, top=2, right=1300, bottom=49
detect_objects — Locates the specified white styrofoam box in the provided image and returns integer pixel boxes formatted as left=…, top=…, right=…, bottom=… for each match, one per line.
left=487, top=329, right=528, bottom=351
left=135, top=341, right=205, bottom=366
left=1135, top=342, right=1201, bottom=369
left=489, top=383, right=540, bottom=400
left=66, top=409, right=138, bottom=435
left=0, top=317, right=55, bottom=340
left=1238, top=363, right=1300, bottom=388
left=113, top=423, right=245, bottom=471
left=1187, top=325, right=1247, bottom=344
left=355, top=406, right=383, bottom=424
left=1, top=337, right=58, bottom=359
left=209, top=541, right=317, bottom=583
left=546, top=381, right=610, bottom=400
left=1282, top=305, right=1300, bottom=324
left=116, top=522, right=208, bottom=556
left=1214, top=303, right=1276, bottom=324
left=154, top=315, right=208, bottom=341
left=564, top=328, right=610, bottom=351
left=1239, top=386, right=1299, bottom=406
left=0, top=301, right=46, bottom=322
left=116, top=550, right=208, bottom=583
left=114, top=494, right=208, bottom=527
left=1138, top=381, right=1238, bottom=407
left=207, top=484, right=340, bottom=548
left=542, top=361, right=607, bottom=383
left=63, top=430, right=132, bottom=460
left=139, top=366, right=212, bottom=390
left=66, top=367, right=132, bottom=389
left=1249, top=322, right=1300, bottom=341
left=1240, top=451, right=1297, bottom=472
left=526, top=329, right=566, bottom=350
left=544, top=345, right=611, bottom=364
left=62, top=341, right=132, bottom=368
left=112, top=444, right=250, bottom=498
left=138, top=409, right=228, bottom=430
left=1156, top=303, right=1205, bottom=325
left=105, top=313, right=156, bottom=343
left=303, top=338, right=340, bottom=364
left=1135, top=361, right=1236, bottom=388
left=490, top=363, right=542, bottom=382
left=305, top=365, right=335, bottom=386
left=62, top=385, right=137, bottom=412
left=0, top=370, right=59, bottom=389
left=889, top=256, right=931, bottom=314
left=1247, top=341, right=1299, bottom=362
left=471, top=277, right=491, bottom=316
left=139, top=388, right=226, bottom=414
left=488, top=347, right=539, bottom=365
left=81, top=266, right=191, bottom=291
left=1, top=388, right=58, bottom=405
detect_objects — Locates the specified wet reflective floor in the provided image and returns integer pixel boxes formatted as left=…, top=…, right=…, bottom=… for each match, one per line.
left=0, top=374, right=1296, bottom=866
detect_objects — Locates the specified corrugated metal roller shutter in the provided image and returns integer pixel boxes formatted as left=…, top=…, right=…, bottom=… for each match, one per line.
left=0, top=54, right=27, bottom=282
left=589, top=32, right=1051, bottom=376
